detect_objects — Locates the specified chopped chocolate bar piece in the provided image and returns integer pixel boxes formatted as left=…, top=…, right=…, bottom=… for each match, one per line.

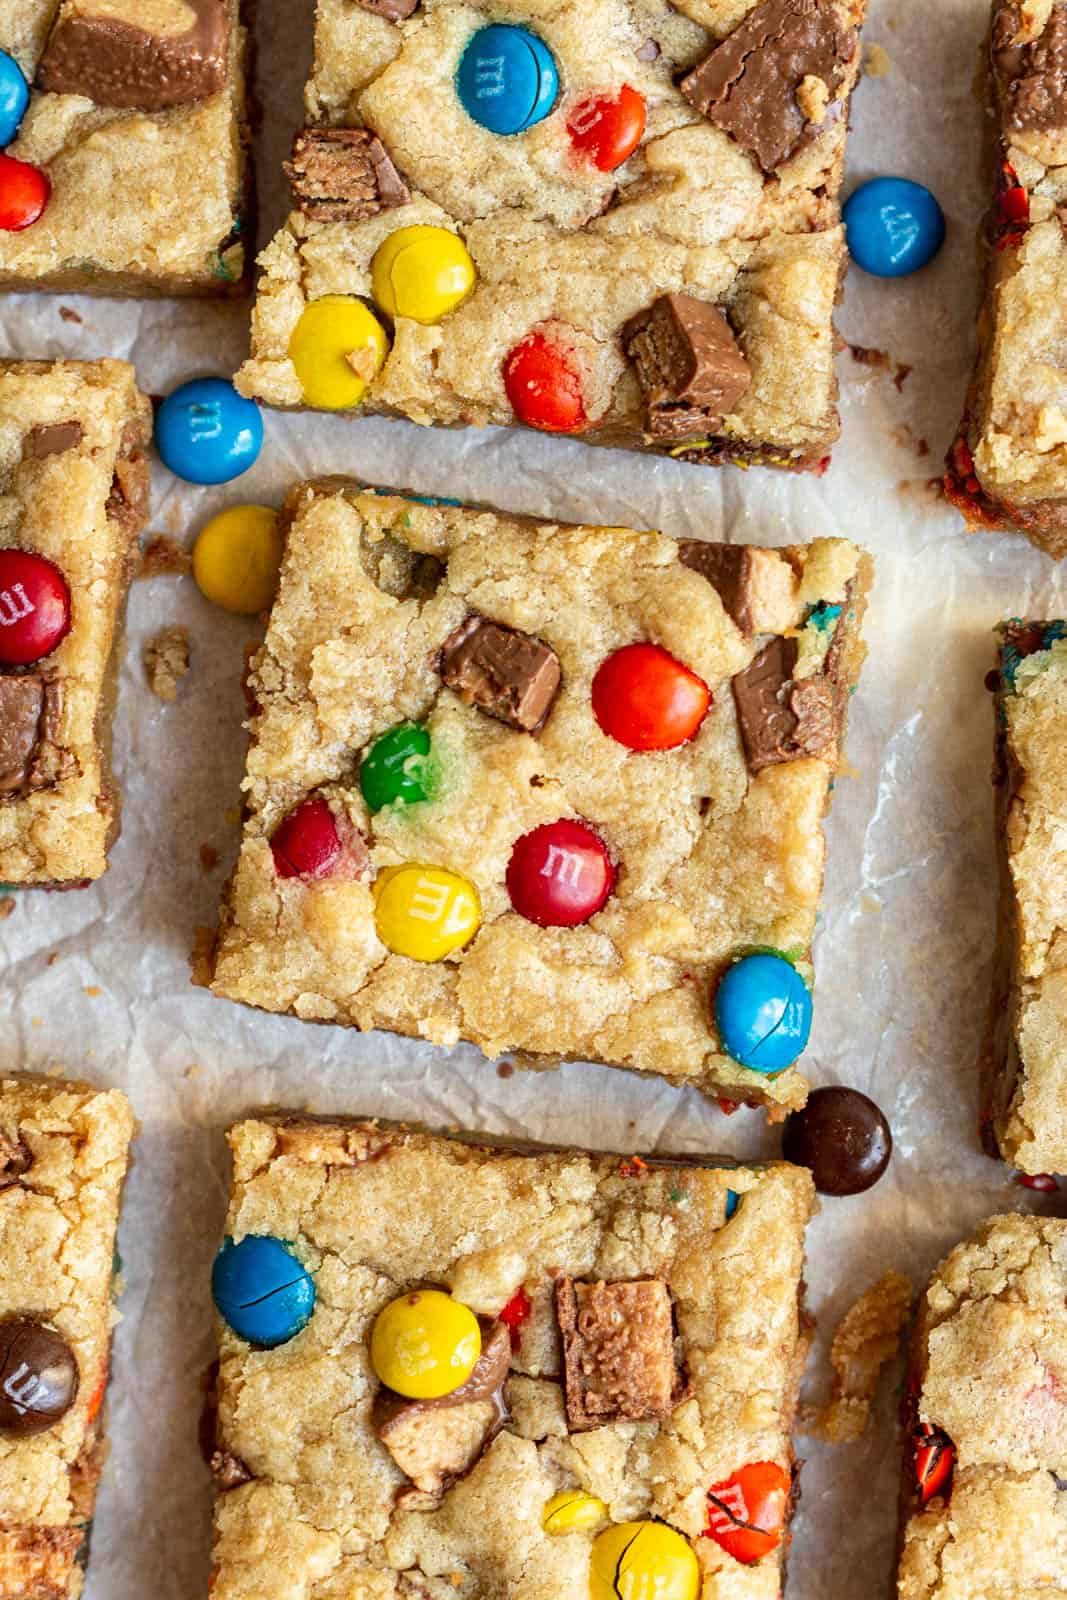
left=992, top=1, right=1067, bottom=132
left=438, top=614, right=561, bottom=733
left=286, top=128, right=411, bottom=223
left=678, top=543, right=757, bottom=635
left=374, top=1321, right=511, bottom=1494
left=0, top=677, right=46, bottom=798
left=356, top=0, right=419, bottom=17
left=23, top=422, right=85, bottom=461
left=0, top=1133, right=32, bottom=1187
left=623, top=294, right=751, bottom=438
left=210, top=1449, right=252, bottom=1491
left=680, top=0, right=858, bottom=174
left=38, top=0, right=232, bottom=112
left=555, top=1275, right=689, bottom=1432
left=732, top=636, right=838, bottom=771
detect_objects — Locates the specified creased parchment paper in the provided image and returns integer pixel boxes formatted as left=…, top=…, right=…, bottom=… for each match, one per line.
left=2, top=1, right=1065, bottom=1594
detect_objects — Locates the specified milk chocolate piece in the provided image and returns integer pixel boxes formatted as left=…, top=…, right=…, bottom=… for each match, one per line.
left=356, top=0, right=419, bottom=18
left=210, top=1449, right=252, bottom=1490
left=23, top=422, right=84, bottom=461
left=623, top=295, right=751, bottom=439
left=732, top=635, right=838, bottom=771
left=38, top=0, right=231, bottom=112
left=555, top=1276, right=689, bottom=1432
left=678, top=543, right=757, bottom=635
left=679, top=0, right=857, bottom=173
left=0, top=1319, right=79, bottom=1437
left=374, top=1320, right=511, bottom=1495
left=438, top=615, right=561, bottom=733
left=0, top=676, right=47, bottom=797
left=0, top=1133, right=33, bottom=1187
left=286, top=128, right=411, bottom=223
left=992, top=2, right=1067, bottom=132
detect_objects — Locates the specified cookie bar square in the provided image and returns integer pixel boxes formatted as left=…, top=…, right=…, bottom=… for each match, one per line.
left=204, top=480, right=871, bottom=1114
left=0, top=1, right=251, bottom=295
left=896, top=1214, right=1067, bottom=1600
left=945, top=1, right=1067, bottom=557
left=980, top=620, right=1067, bottom=1175
left=236, top=0, right=868, bottom=473
left=208, top=1117, right=815, bottom=1600
left=0, top=359, right=152, bottom=887
left=0, top=1074, right=134, bottom=1600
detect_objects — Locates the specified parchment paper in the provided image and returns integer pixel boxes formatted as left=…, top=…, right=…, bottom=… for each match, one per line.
left=2, top=1, right=1064, bottom=1594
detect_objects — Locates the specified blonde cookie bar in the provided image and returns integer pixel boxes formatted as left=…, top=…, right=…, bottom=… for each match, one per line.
left=0, top=0, right=250, bottom=295
left=0, top=360, right=152, bottom=888
left=0, top=1075, right=134, bottom=1600
left=945, top=1, right=1067, bottom=556
left=236, top=0, right=867, bottom=473
left=203, top=480, right=872, bottom=1114
left=208, top=1117, right=815, bottom=1600
left=897, top=1215, right=1067, bottom=1600
left=980, top=620, right=1067, bottom=1175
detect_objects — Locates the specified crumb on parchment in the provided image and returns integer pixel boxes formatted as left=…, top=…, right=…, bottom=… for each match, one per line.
left=800, top=1270, right=913, bottom=1443
left=144, top=625, right=190, bottom=703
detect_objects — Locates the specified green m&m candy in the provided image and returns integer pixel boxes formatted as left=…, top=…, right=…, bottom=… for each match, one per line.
left=360, top=723, right=432, bottom=812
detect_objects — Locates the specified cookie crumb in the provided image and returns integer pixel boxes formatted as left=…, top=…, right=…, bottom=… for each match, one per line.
left=0, top=898, right=14, bottom=921
left=863, top=42, right=891, bottom=75
left=144, top=625, right=190, bottom=703
left=59, top=305, right=83, bottom=324
left=190, top=926, right=218, bottom=988
left=199, top=844, right=220, bottom=873
left=800, top=1270, right=912, bottom=1443
left=138, top=535, right=192, bottom=579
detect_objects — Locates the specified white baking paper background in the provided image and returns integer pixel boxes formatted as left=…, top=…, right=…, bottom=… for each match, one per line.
left=2, top=0, right=1065, bottom=1594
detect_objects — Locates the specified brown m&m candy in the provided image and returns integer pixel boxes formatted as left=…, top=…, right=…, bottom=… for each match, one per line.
left=781, top=1086, right=892, bottom=1196
left=0, top=1318, right=79, bottom=1436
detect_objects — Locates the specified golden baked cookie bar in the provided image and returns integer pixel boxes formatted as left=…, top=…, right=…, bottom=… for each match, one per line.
left=0, top=0, right=251, bottom=295
left=236, top=0, right=868, bottom=474
left=897, top=1215, right=1067, bottom=1600
left=203, top=480, right=871, bottom=1114
left=0, top=359, right=152, bottom=888
left=946, top=1, right=1067, bottom=557
left=208, top=1117, right=815, bottom=1600
left=0, top=1075, right=134, bottom=1600
left=980, top=620, right=1067, bottom=1175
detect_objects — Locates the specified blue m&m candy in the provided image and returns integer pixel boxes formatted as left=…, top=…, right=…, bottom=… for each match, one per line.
left=0, top=52, right=29, bottom=148
left=714, top=952, right=813, bottom=1075
left=212, top=1235, right=315, bottom=1348
left=156, top=378, right=263, bottom=485
left=843, top=177, right=945, bottom=278
left=725, top=1189, right=739, bottom=1220
left=456, top=24, right=559, bottom=136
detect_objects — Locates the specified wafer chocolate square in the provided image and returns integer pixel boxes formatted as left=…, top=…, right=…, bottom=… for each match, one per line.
left=623, top=294, right=751, bottom=439
left=438, top=615, right=561, bottom=733
left=732, top=636, right=838, bottom=771
left=39, top=0, right=232, bottom=111
left=286, top=128, right=410, bottom=223
left=555, top=1275, right=689, bottom=1432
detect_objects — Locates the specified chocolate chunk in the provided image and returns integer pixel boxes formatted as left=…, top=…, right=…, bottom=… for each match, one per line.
left=678, top=542, right=756, bottom=635
left=356, top=0, right=419, bottom=17
left=731, top=636, right=839, bottom=771
left=438, top=615, right=561, bottom=733
left=993, top=3, right=1067, bottom=131
left=679, top=0, right=858, bottom=173
left=623, top=295, right=751, bottom=439
left=781, top=1087, right=892, bottom=1195
left=555, top=1276, right=689, bottom=1432
left=0, top=676, right=45, bottom=797
left=210, top=1449, right=252, bottom=1490
left=23, top=422, right=84, bottom=461
left=39, top=0, right=231, bottom=112
left=0, top=1133, right=33, bottom=1187
left=374, top=1320, right=511, bottom=1494
left=285, top=128, right=411, bottom=224
left=0, top=1319, right=79, bottom=1437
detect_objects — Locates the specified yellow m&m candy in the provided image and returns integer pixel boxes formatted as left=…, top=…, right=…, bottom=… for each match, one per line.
left=371, top=1289, right=481, bottom=1399
left=370, top=225, right=476, bottom=325
left=288, top=295, right=388, bottom=410
left=373, top=864, right=480, bottom=961
left=193, top=505, right=282, bottom=615
left=542, top=1490, right=607, bottom=1535
left=590, top=1523, right=699, bottom=1600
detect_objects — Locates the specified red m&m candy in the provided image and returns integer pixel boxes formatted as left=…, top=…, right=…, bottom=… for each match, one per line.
left=506, top=818, right=614, bottom=926
left=503, top=332, right=586, bottom=433
left=271, top=796, right=343, bottom=880
left=592, top=642, right=710, bottom=751
left=0, top=155, right=49, bottom=232
left=704, top=1461, right=791, bottom=1564
left=0, top=550, right=71, bottom=665
left=567, top=85, right=646, bottom=172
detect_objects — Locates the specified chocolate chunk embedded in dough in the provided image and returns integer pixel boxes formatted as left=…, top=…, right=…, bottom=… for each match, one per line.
left=438, top=615, right=561, bottom=733
left=0, top=1318, right=79, bottom=1437
left=623, top=295, right=751, bottom=438
left=0, top=1133, right=33, bottom=1187
left=0, top=676, right=68, bottom=798
left=679, top=0, right=858, bottom=173
left=677, top=543, right=757, bottom=635
left=555, top=1275, right=689, bottom=1432
left=38, top=0, right=232, bottom=112
left=732, top=635, right=839, bottom=771
left=285, top=128, right=410, bottom=223
left=992, top=2, right=1067, bottom=132
left=23, top=422, right=84, bottom=461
